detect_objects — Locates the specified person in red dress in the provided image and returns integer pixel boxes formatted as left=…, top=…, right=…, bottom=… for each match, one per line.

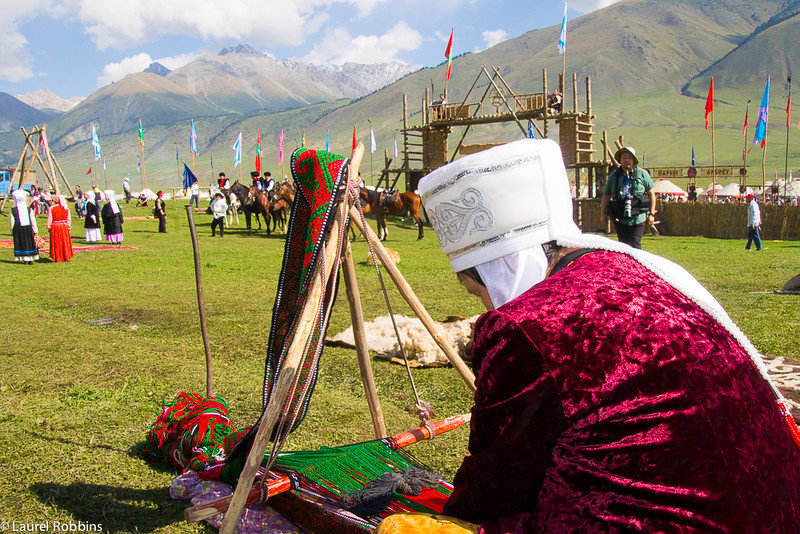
left=377, top=139, right=800, bottom=534
left=47, top=195, right=73, bottom=262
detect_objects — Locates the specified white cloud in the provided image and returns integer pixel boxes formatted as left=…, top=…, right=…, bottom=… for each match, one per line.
left=97, top=51, right=202, bottom=87
left=97, top=53, right=152, bottom=86
left=0, top=0, right=66, bottom=82
left=76, top=0, right=387, bottom=50
left=482, top=29, right=507, bottom=50
left=301, top=21, right=422, bottom=65
left=569, top=0, right=620, bottom=13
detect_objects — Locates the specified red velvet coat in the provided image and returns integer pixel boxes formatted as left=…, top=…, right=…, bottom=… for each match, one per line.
left=444, top=250, right=800, bottom=533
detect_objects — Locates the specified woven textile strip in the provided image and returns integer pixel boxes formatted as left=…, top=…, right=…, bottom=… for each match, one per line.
left=262, top=147, right=349, bottom=432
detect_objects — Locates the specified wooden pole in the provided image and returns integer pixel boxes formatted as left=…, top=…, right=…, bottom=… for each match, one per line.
left=220, top=144, right=365, bottom=534
left=46, top=147, right=75, bottom=198
left=185, top=205, right=213, bottom=397
left=711, top=89, right=717, bottom=203
left=349, top=209, right=476, bottom=392
left=742, top=99, right=750, bottom=186
left=572, top=72, right=578, bottom=113
left=141, top=143, right=148, bottom=191
left=784, top=77, right=792, bottom=198
left=342, top=241, right=387, bottom=438
left=586, top=76, right=592, bottom=116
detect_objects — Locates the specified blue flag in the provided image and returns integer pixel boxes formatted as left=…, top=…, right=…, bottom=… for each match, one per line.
left=183, top=163, right=198, bottom=190
left=190, top=119, right=198, bottom=155
left=528, top=119, right=535, bottom=139
left=753, top=77, right=770, bottom=148
left=232, top=132, right=242, bottom=167
left=557, top=3, right=567, bottom=55
left=691, top=145, right=695, bottom=166
left=91, top=125, right=101, bottom=160
left=210, top=153, right=214, bottom=169
left=175, top=148, right=179, bottom=162
left=325, top=129, right=330, bottom=152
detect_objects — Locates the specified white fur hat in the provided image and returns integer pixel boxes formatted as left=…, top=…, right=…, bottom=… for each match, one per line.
left=418, top=138, right=580, bottom=272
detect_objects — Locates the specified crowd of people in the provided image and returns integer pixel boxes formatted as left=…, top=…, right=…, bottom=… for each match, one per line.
left=9, top=183, right=128, bottom=264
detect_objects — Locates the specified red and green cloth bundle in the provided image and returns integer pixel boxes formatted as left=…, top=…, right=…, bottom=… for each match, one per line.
left=136, top=391, right=250, bottom=481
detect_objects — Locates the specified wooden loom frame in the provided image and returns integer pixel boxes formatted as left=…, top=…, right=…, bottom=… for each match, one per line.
left=0, top=125, right=74, bottom=214
left=199, top=143, right=476, bottom=532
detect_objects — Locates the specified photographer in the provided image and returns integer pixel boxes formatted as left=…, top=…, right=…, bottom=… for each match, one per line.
left=600, top=146, right=655, bottom=249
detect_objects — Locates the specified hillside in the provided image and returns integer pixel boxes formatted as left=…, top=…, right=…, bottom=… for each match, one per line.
left=3, top=0, right=797, bottom=188
left=0, top=92, right=57, bottom=132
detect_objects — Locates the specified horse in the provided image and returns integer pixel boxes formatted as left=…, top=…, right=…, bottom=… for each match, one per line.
left=269, top=180, right=295, bottom=233
left=226, top=190, right=241, bottom=227
left=359, top=187, right=424, bottom=241
left=230, top=181, right=268, bottom=234
left=248, top=184, right=272, bottom=235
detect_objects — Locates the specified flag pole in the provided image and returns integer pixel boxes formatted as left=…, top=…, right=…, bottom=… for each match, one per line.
left=711, top=93, right=717, bottom=202
left=103, top=160, right=108, bottom=189
left=784, top=76, right=792, bottom=199
left=742, top=99, right=750, bottom=182
left=141, top=143, right=147, bottom=191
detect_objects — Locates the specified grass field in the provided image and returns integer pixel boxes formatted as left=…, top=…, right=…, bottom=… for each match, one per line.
left=1, top=200, right=798, bottom=532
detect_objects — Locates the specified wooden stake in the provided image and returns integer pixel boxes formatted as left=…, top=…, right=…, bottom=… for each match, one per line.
left=185, top=205, right=213, bottom=397
left=342, top=240, right=387, bottom=439
left=348, top=209, right=476, bottom=392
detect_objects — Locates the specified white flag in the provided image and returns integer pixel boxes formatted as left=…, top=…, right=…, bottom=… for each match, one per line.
left=557, top=3, right=567, bottom=55
left=370, top=128, right=377, bottom=153
left=393, top=136, right=398, bottom=158
left=232, top=132, right=242, bottom=168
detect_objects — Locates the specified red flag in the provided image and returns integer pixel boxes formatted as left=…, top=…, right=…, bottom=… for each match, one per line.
left=704, top=77, right=714, bottom=130
left=444, top=28, right=454, bottom=82
left=352, top=125, right=357, bottom=151
left=743, top=106, right=749, bottom=136
left=787, top=93, right=792, bottom=128
left=86, top=167, right=92, bottom=175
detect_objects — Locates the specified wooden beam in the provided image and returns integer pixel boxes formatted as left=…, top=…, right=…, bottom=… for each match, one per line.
left=342, top=241, right=387, bottom=438
left=349, top=208, right=476, bottom=391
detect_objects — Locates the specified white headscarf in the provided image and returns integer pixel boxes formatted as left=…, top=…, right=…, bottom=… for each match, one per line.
left=105, top=190, right=119, bottom=214
left=12, top=189, right=30, bottom=226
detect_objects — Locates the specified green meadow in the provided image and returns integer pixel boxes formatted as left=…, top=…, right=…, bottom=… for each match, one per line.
left=1, top=201, right=798, bottom=532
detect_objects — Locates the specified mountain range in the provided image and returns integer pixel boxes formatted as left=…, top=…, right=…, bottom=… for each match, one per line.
left=1, top=0, right=798, bottom=187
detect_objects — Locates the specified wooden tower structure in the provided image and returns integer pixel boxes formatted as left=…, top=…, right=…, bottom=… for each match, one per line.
left=377, top=65, right=615, bottom=198
left=0, top=124, right=74, bottom=213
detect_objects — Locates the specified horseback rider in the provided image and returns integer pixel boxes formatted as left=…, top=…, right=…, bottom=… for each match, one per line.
left=251, top=171, right=263, bottom=192
left=263, top=171, right=275, bottom=202
left=218, top=172, right=230, bottom=191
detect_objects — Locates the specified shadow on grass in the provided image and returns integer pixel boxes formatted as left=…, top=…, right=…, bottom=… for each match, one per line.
left=30, top=482, right=208, bottom=533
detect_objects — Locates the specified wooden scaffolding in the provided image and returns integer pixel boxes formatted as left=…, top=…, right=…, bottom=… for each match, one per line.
left=0, top=124, right=74, bottom=213
left=377, top=65, right=614, bottom=198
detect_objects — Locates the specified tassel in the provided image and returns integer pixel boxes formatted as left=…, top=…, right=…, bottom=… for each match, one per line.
left=347, top=465, right=442, bottom=517
left=779, top=403, right=800, bottom=449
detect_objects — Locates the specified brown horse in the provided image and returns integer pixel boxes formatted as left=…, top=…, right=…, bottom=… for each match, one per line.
left=359, top=188, right=424, bottom=240
left=248, top=185, right=271, bottom=235
left=270, top=180, right=295, bottom=233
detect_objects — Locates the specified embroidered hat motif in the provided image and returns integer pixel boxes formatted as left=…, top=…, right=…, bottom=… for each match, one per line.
left=418, top=138, right=579, bottom=272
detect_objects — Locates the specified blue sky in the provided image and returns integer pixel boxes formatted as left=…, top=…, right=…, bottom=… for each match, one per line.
left=0, top=0, right=619, bottom=99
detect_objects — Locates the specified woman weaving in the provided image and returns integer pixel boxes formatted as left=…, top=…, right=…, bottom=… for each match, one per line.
left=378, top=139, right=800, bottom=532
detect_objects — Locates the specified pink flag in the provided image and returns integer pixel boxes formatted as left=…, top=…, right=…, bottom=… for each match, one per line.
left=279, top=129, right=284, bottom=164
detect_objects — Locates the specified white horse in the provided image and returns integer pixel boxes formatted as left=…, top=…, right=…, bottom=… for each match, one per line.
left=226, top=190, right=241, bottom=227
